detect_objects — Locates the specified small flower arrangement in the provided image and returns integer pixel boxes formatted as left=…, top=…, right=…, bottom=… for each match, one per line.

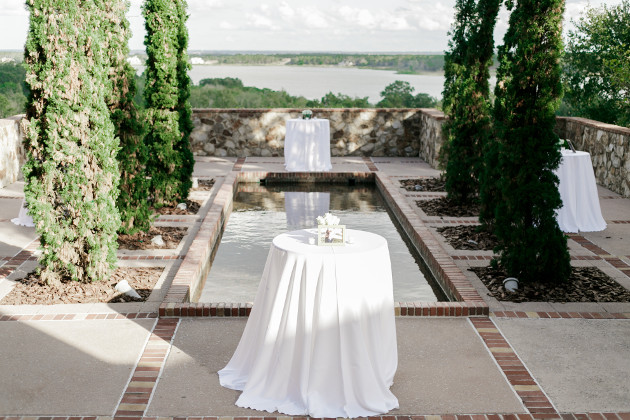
left=302, top=109, right=313, bottom=120
left=316, top=212, right=340, bottom=226
left=316, top=213, right=345, bottom=246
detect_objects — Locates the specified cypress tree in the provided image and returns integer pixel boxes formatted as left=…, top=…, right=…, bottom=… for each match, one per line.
left=22, top=0, right=120, bottom=284
left=104, top=0, right=151, bottom=234
left=175, top=0, right=194, bottom=195
left=143, top=0, right=193, bottom=207
left=441, top=0, right=501, bottom=204
left=490, top=0, right=571, bottom=283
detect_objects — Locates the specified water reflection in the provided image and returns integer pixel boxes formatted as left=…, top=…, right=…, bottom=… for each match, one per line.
left=198, top=184, right=447, bottom=303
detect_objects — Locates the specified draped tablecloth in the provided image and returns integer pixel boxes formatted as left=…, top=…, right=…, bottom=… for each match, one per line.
left=219, top=229, right=398, bottom=418
left=555, top=150, right=606, bottom=233
left=284, top=119, right=332, bottom=172
left=11, top=199, right=35, bottom=227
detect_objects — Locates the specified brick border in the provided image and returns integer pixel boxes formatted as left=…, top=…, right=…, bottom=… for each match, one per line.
left=363, top=156, right=380, bottom=171
left=0, top=239, right=38, bottom=279
left=491, top=311, right=630, bottom=319
left=0, top=313, right=158, bottom=321
left=114, top=318, right=179, bottom=417
left=470, top=317, right=559, bottom=418
left=2, top=413, right=629, bottom=419
left=3, top=311, right=628, bottom=322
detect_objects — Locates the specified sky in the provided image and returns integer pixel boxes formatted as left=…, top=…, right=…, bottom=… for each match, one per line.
left=0, top=0, right=623, bottom=53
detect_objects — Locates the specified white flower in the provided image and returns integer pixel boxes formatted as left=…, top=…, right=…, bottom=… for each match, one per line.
left=316, top=212, right=340, bottom=225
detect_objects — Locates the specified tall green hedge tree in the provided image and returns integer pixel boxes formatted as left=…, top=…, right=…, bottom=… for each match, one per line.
left=563, top=0, right=630, bottom=127
left=489, top=0, right=571, bottom=284
left=175, top=0, right=195, bottom=182
left=23, top=0, right=121, bottom=284
left=143, top=0, right=194, bottom=207
left=441, top=0, right=501, bottom=204
left=104, top=0, right=151, bottom=234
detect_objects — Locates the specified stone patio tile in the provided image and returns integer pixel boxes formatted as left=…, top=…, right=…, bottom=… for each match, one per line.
left=0, top=318, right=155, bottom=415
left=33, top=303, right=97, bottom=314
left=498, top=301, right=557, bottom=314
left=0, top=303, right=42, bottom=315
left=598, top=302, right=630, bottom=313
left=548, top=302, right=607, bottom=313
left=495, top=317, right=630, bottom=412
left=147, top=317, right=525, bottom=416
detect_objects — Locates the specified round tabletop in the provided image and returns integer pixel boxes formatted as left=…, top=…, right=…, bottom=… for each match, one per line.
left=561, top=150, right=590, bottom=159
left=272, top=228, right=387, bottom=256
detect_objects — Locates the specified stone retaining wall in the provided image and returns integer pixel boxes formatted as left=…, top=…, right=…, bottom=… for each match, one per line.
left=556, top=117, right=630, bottom=198
left=191, top=108, right=431, bottom=159
left=2, top=110, right=628, bottom=197
left=0, top=115, right=25, bottom=188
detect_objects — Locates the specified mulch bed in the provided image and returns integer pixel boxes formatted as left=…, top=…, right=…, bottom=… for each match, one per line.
left=437, top=225, right=498, bottom=251
left=471, top=265, right=630, bottom=303
left=193, top=179, right=215, bottom=191
left=118, top=225, right=188, bottom=250
left=399, top=176, right=446, bottom=192
left=152, top=199, right=202, bottom=215
left=0, top=266, right=163, bottom=305
left=417, top=197, right=480, bottom=217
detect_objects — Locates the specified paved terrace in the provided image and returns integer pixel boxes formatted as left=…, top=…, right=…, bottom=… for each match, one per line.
left=1, top=156, right=629, bottom=419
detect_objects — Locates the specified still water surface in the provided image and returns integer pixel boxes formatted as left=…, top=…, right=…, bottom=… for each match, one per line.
left=189, top=65, right=446, bottom=103
left=198, top=183, right=447, bottom=303
left=136, top=64, right=448, bottom=103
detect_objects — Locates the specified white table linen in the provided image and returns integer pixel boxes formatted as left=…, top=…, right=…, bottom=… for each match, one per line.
left=284, top=119, right=332, bottom=172
left=555, top=150, right=606, bottom=233
left=284, top=192, right=330, bottom=229
left=11, top=199, right=34, bottom=227
left=219, top=228, right=398, bottom=418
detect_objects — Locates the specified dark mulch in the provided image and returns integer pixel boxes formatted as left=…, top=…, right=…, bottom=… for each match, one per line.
left=399, top=176, right=446, bottom=192
left=0, top=266, right=163, bottom=305
left=417, top=197, right=480, bottom=217
left=152, top=199, right=202, bottom=215
left=118, top=225, right=188, bottom=250
left=471, top=265, right=630, bottom=303
left=437, top=225, right=498, bottom=251
left=194, top=179, right=215, bottom=191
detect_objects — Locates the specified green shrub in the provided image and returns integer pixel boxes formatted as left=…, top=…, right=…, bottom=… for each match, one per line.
left=441, top=0, right=501, bottom=205
left=143, top=0, right=193, bottom=207
left=22, top=0, right=121, bottom=284
left=104, top=0, right=151, bottom=234
left=489, top=0, right=571, bottom=284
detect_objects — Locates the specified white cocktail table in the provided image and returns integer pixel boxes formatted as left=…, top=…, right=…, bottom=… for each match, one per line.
left=284, top=119, right=332, bottom=172
left=219, top=228, right=398, bottom=418
left=555, top=150, right=606, bottom=233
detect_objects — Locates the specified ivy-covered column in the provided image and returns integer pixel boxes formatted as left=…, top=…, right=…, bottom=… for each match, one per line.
left=104, top=0, right=151, bottom=234
left=22, top=0, right=121, bottom=284
left=490, top=0, right=571, bottom=283
left=143, top=0, right=193, bottom=207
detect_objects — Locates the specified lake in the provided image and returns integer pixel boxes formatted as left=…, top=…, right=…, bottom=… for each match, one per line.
left=136, top=64, right=448, bottom=103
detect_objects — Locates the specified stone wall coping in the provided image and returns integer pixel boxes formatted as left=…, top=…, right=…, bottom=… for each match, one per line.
left=557, top=116, right=630, bottom=136
left=193, top=107, right=445, bottom=117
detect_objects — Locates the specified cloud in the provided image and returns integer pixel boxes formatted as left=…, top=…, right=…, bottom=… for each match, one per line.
left=247, top=12, right=279, bottom=30
left=187, top=0, right=227, bottom=12
left=336, top=2, right=450, bottom=33
left=297, top=7, right=330, bottom=29
left=219, top=21, right=236, bottom=30
left=278, top=1, right=296, bottom=20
